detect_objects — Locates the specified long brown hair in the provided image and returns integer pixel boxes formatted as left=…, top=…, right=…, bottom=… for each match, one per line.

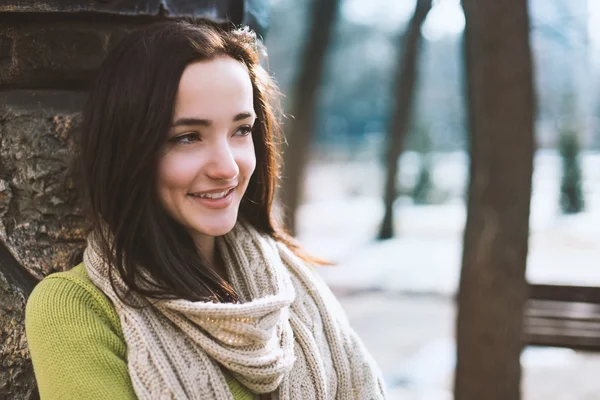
left=77, top=20, right=320, bottom=305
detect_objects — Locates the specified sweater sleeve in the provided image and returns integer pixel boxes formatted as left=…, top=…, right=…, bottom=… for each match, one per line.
left=25, top=274, right=136, bottom=400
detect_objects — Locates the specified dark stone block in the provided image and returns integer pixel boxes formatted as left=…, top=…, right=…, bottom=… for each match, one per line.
left=0, top=0, right=162, bottom=15
left=0, top=35, right=13, bottom=64
left=0, top=1, right=268, bottom=90
left=0, top=0, right=268, bottom=36
left=0, top=23, right=136, bottom=90
left=0, top=90, right=87, bottom=114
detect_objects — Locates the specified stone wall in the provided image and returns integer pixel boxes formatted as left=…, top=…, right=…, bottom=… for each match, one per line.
left=0, top=2, right=267, bottom=398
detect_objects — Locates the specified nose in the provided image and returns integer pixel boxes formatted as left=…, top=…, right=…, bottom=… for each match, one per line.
left=205, top=138, right=239, bottom=181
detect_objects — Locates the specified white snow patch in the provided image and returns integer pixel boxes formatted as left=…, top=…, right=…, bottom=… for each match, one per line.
left=298, top=150, right=600, bottom=294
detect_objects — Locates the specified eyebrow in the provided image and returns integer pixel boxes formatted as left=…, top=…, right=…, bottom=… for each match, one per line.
left=171, top=112, right=256, bottom=128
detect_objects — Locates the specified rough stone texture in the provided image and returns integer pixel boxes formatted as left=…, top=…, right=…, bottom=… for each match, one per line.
left=0, top=267, right=36, bottom=400
left=1, top=91, right=85, bottom=399
left=0, top=91, right=88, bottom=279
left=0, top=180, right=12, bottom=242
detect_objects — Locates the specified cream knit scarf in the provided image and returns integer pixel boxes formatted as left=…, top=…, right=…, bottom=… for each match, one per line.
left=83, top=221, right=386, bottom=399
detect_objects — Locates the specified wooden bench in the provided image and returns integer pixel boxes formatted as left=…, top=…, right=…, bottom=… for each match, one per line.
left=524, top=284, right=600, bottom=351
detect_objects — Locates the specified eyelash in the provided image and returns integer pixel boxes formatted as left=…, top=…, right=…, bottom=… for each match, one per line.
left=169, top=125, right=252, bottom=145
left=235, top=125, right=253, bottom=137
left=169, top=132, right=200, bottom=145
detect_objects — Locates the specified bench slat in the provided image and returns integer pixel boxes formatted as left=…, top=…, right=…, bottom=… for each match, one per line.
left=526, top=300, right=600, bottom=322
left=529, top=284, right=600, bottom=304
left=524, top=284, right=600, bottom=350
left=525, top=318, right=600, bottom=335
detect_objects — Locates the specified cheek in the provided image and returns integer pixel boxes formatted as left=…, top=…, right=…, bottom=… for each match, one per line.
left=240, top=142, right=257, bottom=179
left=157, top=152, right=200, bottom=193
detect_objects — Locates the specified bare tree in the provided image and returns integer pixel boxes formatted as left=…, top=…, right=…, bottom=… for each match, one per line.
left=280, top=0, right=340, bottom=235
left=378, top=0, right=432, bottom=240
left=454, top=0, right=535, bottom=399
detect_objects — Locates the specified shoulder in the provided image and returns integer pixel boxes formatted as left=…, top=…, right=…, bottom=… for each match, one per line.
left=25, top=263, right=136, bottom=399
left=25, top=262, right=123, bottom=345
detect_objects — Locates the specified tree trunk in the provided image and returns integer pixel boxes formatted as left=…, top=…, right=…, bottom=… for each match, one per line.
left=454, top=1, right=535, bottom=399
left=280, top=0, right=340, bottom=235
left=378, top=0, right=432, bottom=240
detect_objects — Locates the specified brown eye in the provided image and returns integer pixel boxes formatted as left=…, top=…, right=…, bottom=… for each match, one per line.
left=234, top=125, right=252, bottom=137
left=170, top=132, right=201, bottom=144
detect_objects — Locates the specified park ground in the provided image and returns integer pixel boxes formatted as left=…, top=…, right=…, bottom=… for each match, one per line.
left=299, top=150, right=600, bottom=399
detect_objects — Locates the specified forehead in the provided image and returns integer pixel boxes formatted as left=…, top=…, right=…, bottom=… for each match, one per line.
left=174, top=56, right=254, bottom=119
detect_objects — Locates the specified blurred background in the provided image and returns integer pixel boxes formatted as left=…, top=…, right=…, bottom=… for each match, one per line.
left=264, top=0, right=600, bottom=398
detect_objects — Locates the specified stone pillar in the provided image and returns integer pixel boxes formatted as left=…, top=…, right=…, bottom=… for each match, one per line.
left=0, top=2, right=267, bottom=398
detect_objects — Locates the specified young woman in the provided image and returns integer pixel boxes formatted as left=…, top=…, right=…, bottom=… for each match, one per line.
left=25, top=20, right=386, bottom=400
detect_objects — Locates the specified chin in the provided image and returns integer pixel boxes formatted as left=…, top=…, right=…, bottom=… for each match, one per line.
left=190, top=213, right=238, bottom=237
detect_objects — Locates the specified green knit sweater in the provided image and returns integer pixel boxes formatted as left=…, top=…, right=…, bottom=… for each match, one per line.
left=25, top=263, right=257, bottom=400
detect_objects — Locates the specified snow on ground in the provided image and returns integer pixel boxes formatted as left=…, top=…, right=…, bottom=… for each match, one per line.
left=341, top=292, right=600, bottom=400
left=296, top=150, right=600, bottom=398
left=297, top=150, right=600, bottom=294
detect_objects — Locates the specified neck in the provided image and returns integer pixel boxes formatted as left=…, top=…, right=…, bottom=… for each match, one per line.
left=192, top=233, right=227, bottom=281
left=195, top=235, right=216, bottom=266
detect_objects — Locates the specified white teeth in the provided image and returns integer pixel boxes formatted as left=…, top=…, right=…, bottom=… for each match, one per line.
left=190, top=189, right=231, bottom=200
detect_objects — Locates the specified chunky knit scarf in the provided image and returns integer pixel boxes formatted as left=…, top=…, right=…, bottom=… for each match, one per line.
left=83, top=221, right=386, bottom=399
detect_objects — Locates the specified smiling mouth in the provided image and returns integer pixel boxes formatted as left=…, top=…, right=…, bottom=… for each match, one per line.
left=188, top=187, right=235, bottom=200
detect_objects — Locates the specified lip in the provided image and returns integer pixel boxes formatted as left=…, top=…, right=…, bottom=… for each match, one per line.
left=187, top=187, right=236, bottom=210
left=189, top=185, right=236, bottom=196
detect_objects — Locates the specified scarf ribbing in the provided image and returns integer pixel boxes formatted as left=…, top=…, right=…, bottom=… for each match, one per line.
left=83, top=222, right=386, bottom=399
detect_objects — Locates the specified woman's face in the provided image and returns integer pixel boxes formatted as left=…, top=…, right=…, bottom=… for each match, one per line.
left=157, top=56, right=257, bottom=243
